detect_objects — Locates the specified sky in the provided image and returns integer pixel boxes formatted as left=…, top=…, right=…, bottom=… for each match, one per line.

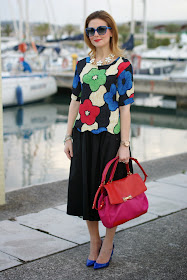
left=0, top=0, right=187, bottom=28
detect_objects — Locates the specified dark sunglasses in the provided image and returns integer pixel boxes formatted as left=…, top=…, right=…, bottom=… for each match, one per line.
left=85, top=26, right=112, bottom=37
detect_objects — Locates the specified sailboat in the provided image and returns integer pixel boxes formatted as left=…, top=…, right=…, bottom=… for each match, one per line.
left=2, top=0, right=57, bottom=107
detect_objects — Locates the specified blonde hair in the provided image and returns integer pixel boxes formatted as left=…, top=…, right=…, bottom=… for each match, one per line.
left=84, top=10, right=124, bottom=57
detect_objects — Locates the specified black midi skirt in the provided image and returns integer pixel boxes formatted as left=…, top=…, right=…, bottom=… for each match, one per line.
left=67, top=127, right=133, bottom=221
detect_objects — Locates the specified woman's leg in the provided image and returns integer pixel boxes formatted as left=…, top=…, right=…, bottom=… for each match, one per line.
left=96, top=226, right=117, bottom=263
left=86, top=221, right=102, bottom=260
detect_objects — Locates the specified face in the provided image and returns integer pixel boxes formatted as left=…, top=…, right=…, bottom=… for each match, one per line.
left=87, top=18, right=112, bottom=49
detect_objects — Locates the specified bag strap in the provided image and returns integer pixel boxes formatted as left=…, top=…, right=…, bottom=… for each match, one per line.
left=101, top=157, right=119, bottom=184
left=102, top=157, right=148, bottom=184
left=92, top=185, right=105, bottom=210
left=130, top=157, right=148, bottom=182
left=109, top=158, right=130, bottom=181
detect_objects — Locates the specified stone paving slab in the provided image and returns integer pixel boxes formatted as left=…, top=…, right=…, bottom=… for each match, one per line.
left=55, top=204, right=158, bottom=232
left=117, top=212, right=158, bottom=231
left=1, top=210, right=186, bottom=280
left=17, top=208, right=107, bottom=244
left=1, top=172, right=187, bottom=273
left=54, top=204, right=67, bottom=212
left=156, top=174, right=187, bottom=187
left=0, top=220, right=76, bottom=262
left=146, top=181, right=187, bottom=204
left=0, top=251, right=22, bottom=271
left=146, top=193, right=186, bottom=216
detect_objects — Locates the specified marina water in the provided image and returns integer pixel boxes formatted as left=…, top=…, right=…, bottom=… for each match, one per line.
left=3, top=90, right=187, bottom=192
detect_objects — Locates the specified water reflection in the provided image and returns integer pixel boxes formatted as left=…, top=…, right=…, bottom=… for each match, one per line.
left=3, top=103, right=70, bottom=192
left=3, top=95, right=187, bottom=192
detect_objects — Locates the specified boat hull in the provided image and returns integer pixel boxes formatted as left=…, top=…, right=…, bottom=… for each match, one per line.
left=2, top=73, right=57, bottom=107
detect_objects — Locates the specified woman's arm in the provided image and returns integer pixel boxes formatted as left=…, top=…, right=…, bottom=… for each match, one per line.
left=64, top=99, right=80, bottom=160
left=117, top=104, right=131, bottom=163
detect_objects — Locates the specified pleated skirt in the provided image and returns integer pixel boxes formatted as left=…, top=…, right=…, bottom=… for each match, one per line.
left=66, top=127, right=133, bottom=221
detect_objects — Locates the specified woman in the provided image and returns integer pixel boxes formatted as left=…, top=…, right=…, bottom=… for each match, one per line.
left=64, top=10, right=134, bottom=269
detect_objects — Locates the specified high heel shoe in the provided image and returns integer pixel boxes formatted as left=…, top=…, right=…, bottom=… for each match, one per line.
left=86, top=259, right=96, bottom=267
left=94, top=244, right=114, bottom=269
left=86, top=240, right=103, bottom=267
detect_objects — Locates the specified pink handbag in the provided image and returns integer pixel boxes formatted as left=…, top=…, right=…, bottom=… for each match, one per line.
left=92, top=157, right=149, bottom=228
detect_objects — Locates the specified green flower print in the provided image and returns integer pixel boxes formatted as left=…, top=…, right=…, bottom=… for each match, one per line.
left=114, top=117, right=120, bottom=134
left=83, top=68, right=106, bottom=92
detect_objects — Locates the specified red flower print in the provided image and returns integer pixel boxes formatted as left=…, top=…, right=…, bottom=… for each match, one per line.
left=79, top=99, right=100, bottom=125
left=117, top=61, right=131, bottom=77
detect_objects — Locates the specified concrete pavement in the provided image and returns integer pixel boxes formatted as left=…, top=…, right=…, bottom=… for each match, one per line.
left=0, top=153, right=186, bottom=279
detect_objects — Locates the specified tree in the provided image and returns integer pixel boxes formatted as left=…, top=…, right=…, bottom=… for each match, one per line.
left=63, top=24, right=78, bottom=36
left=117, top=24, right=130, bottom=43
left=165, top=24, right=181, bottom=33
left=176, top=33, right=181, bottom=44
left=3, top=24, right=13, bottom=36
left=33, top=24, right=49, bottom=40
left=148, top=32, right=170, bottom=48
left=147, top=32, right=157, bottom=48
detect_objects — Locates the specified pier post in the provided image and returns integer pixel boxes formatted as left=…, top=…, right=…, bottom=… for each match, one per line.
left=0, top=27, right=5, bottom=205
left=71, top=53, right=78, bottom=72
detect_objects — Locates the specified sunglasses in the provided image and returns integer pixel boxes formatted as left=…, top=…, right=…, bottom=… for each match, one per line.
left=85, top=26, right=112, bottom=37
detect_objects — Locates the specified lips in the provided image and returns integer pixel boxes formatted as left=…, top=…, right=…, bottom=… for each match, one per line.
left=94, top=39, right=102, bottom=42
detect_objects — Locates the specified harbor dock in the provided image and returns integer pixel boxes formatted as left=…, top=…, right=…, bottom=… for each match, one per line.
left=51, top=71, right=187, bottom=107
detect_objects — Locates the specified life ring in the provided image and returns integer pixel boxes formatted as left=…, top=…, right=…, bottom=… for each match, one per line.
left=131, top=54, right=142, bottom=71
left=62, top=57, right=69, bottom=68
left=18, top=43, right=27, bottom=53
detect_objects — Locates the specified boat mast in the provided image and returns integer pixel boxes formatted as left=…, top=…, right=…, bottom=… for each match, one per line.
left=0, top=26, right=5, bottom=206
left=83, top=0, right=87, bottom=52
left=131, top=0, right=135, bottom=35
left=47, top=0, right=57, bottom=38
left=17, top=0, right=24, bottom=41
left=43, top=0, right=55, bottom=38
left=25, top=0, right=30, bottom=42
left=8, top=0, right=19, bottom=39
left=107, top=0, right=112, bottom=15
left=143, top=0, right=147, bottom=49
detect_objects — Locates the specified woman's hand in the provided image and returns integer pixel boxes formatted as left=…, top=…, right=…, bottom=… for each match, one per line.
left=64, top=140, right=73, bottom=160
left=116, top=145, right=130, bottom=163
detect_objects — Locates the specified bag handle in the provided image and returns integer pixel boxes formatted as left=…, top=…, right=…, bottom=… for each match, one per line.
left=101, top=156, right=119, bottom=184
left=109, top=158, right=130, bottom=181
left=92, top=185, right=105, bottom=210
left=101, top=157, right=148, bottom=184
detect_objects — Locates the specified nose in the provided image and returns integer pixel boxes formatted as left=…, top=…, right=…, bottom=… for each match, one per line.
left=94, top=30, right=99, bottom=36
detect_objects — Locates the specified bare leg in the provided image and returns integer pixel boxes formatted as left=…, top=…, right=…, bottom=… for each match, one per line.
left=96, top=226, right=117, bottom=264
left=86, top=220, right=102, bottom=260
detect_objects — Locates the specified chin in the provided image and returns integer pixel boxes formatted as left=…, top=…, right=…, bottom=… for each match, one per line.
left=92, top=41, right=109, bottom=48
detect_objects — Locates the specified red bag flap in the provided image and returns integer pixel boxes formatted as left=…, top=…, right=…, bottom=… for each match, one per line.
left=104, top=173, right=147, bottom=205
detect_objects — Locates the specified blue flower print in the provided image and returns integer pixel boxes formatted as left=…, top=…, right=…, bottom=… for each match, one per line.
left=72, top=73, right=80, bottom=89
left=91, top=127, right=107, bottom=134
left=104, top=84, right=118, bottom=111
left=118, top=70, right=132, bottom=95
left=124, top=97, right=134, bottom=106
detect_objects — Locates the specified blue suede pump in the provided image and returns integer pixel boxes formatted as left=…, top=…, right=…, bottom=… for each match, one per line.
left=94, top=244, right=114, bottom=269
left=86, top=259, right=96, bottom=267
left=86, top=240, right=103, bottom=267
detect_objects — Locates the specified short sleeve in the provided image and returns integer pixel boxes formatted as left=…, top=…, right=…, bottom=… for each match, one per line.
left=117, top=60, right=134, bottom=106
left=71, top=62, right=81, bottom=101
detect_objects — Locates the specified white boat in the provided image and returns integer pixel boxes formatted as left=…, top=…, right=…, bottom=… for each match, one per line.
left=134, top=44, right=187, bottom=61
left=2, top=72, right=57, bottom=107
left=168, top=63, right=187, bottom=80
left=132, top=57, right=175, bottom=75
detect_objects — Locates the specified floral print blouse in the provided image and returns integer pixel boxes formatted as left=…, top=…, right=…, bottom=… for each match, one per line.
left=71, top=56, right=134, bottom=135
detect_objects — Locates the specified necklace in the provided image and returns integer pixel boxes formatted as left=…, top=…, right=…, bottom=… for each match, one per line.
left=90, top=53, right=115, bottom=66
